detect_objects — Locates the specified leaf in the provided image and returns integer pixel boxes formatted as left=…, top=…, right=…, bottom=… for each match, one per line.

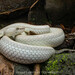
left=71, top=26, right=75, bottom=33
left=0, top=54, right=14, bottom=75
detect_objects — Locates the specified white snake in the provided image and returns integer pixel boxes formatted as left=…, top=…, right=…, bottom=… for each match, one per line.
left=0, top=23, right=65, bottom=64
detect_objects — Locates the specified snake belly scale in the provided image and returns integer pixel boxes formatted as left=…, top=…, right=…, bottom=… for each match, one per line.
left=0, top=23, right=65, bottom=64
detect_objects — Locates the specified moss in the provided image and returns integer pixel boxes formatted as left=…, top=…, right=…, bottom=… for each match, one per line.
left=45, top=60, right=59, bottom=71
left=41, top=53, right=75, bottom=75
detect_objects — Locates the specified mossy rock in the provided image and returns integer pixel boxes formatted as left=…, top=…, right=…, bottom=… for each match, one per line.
left=41, top=53, right=75, bottom=75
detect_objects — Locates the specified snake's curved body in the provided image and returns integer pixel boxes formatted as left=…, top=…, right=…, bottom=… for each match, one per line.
left=0, top=23, right=65, bottom=64
left=0, top=23, right=50, bottom=35
left=16, top=28, right=64, bottom=47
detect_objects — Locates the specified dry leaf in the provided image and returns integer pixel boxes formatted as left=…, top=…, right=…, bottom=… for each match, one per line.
left=0, top=54, right=14, bottom=75
left=71, top=26, right=75, bottom=33
left=60, top=24, right=65, bottom=30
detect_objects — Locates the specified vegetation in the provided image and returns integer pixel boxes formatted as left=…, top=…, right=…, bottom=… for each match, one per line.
left=41, top=53, right=75, bottom=75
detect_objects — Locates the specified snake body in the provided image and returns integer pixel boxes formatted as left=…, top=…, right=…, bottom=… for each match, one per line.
left=0, top=23, right=65, bottom=64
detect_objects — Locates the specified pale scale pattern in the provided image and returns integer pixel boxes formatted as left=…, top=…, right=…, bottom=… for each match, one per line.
left=0, top=36, right=55, bottom=64
left=0, top=23, right=65, bottom=64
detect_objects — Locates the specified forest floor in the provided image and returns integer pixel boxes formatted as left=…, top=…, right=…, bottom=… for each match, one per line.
left=0, top=11, right=75, bottom=75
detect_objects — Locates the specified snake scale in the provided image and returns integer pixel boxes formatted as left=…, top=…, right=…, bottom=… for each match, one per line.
left=0, top=23, right=65, bottom=64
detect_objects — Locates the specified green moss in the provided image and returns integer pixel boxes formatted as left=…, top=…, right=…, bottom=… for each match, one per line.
left=41, top=53, right=75, bottom=75
left=46, top=60, right=58, bottom=71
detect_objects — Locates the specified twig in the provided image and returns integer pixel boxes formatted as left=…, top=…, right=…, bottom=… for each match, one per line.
left=34, top=64, right=40, bottom=75
left=30, top=0, right=39, bottom=10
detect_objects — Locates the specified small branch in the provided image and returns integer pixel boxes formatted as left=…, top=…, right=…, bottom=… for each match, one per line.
left=0, top=7, right=29, bottom=15
left=34, top=64, right=40, bottom=75
left=30, top=0, right=39, bottom=10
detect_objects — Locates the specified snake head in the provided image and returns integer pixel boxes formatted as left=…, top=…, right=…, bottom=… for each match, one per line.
left=0, top=30, right=4, bottom=38
left=16, top=27, right=25, bottom=35
left=5, top=27, right=25, bottom=37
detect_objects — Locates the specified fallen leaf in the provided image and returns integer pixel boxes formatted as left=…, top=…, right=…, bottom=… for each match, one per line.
left=71, top=26, right=75, bottom=33
left=0, top=54, right=14, bottom=75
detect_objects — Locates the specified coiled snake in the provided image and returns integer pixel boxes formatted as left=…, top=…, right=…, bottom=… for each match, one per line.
left=0, top=23, right=65, bottom=64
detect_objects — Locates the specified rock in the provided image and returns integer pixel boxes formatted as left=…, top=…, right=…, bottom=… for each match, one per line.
left=0, top=0, right=36, bottom=19
left=0, top=0, right=37, bottom=14
left=41, top=53, right=75, bottom=75
left=45, top=0, right=75, bottom=26
left=14, top=64, right=32, bottom=75
left=28, top=0, right=47, bottom=24
left=45, top=0, right=66, bottom=19
left=28, top=10, right=47, bottom=24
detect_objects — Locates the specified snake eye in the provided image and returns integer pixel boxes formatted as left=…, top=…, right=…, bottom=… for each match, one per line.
left=16, top=27, right=25, bottom=30
left=16, top=28, right=19, bottom=30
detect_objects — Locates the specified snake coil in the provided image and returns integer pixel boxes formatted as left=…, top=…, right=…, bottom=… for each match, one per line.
left=0, top=23, right=65, bottom=64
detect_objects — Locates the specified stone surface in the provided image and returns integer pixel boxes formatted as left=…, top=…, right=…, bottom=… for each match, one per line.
left=0, top=0, right=36, bottom=14
left=0, top=0, right=37, bottom=19
left=28, top=0, right=47, bottom=24
left=41, top=53, right=75, bottom=75
left=14, top=64, right=32, bottom=75
left=45, top=0, right=75, bottom=25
